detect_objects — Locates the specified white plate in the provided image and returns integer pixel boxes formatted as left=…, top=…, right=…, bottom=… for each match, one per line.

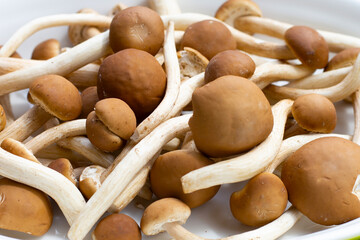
left=0, top=0, right=359, bottom=239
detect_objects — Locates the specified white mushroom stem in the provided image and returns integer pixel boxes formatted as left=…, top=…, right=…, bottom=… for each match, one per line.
left=57, top=136, right=114, bottom=168
left=163, top=137, right=182, bottom=151
left=181, top=99, right=293, bottom=194
left=0, top=105, right=51, bottom=143
left=264, top=54, right=360, bottom=102
left=235, top=16, right=360, bottom=52
left=250, top=62, right=315, bottom=89
left=67, top=114, right=191, bottom=240
left=352, top=89, right=360, bottom=145
left=0, top=14, right=111, bottom=57
left=0, top=148, right=85, bottom=225
left=24, top=119, right=86, bottom=154
left=286, top=66, right=351, bottom=89
left=148, top=0, right=181, bottom=15
left=0, top=30, right=111, bottom=96
left=161, top=13, right=294, bottom=59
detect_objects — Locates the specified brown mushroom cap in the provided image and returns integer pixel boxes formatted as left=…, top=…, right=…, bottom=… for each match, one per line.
left=29, top=75, right=82, bottom=121
left=86, top=111, right=124, bottom=152
left=230, top=172, right=288, bottom=227
left=79, top=165, right=105, bottom=199
left=0, top=178, right=53, bottom=236
left=141, top=198, right=191, bottom=235
left=31, top=39, right=60, bottom=60
left=325, top=48, right=360, bottom=71
left=150, top=150, right=220, bottom=208
left=48, top=158, right=77, bottom=185
left=0, top=105, right=6, bottom=131
left=109, top=6, right=164, bottom=55
left=1, top=138, right=39, bottom=163
left=180, top=20, right=237, bottom=60
left=281, top=137, right=360, bottom=225
left=284, top=26, right=329, bottom=69
left=94, top=98, right=136, bottom=140
left=292, top=93, right=336, bottom=133
left=204, top=50, right=255, bottom=83
left=93, top=213, right=141, bottom=240
left=97, top=49, right=166, bottom=121
left=189, top=75, right=273, bottom=157
left=80, top=86, right=99, bottom=118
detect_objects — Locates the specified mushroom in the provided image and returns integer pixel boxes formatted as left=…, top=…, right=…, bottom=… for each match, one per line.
left=79, top=165, right=105, bottom=200
left=31, top=38, right=61, bottom=60
left=0, top=105, right=5, bottom=132
left=1, top=138, right=39, bottom=163
left=48, top=158, right=77, bottom=186
left=178, top=47, right=209, bottom=81
left=92, top=213, right=141, bottom=240
left=281, top=137, right=360, bottom=225
left=325, top=48, right=360, bottom=71
left=109, top=6, right=164, bottom=55
left=80, top=86, right=99, bottom=118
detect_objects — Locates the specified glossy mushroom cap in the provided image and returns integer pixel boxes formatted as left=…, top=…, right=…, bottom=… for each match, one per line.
left=0, top=105, right=5, bottom=131
left=79, top=165, right=105, bottom=199
left=110, top=6, right=164, bottom=55
left=284, top=26, right=329, bottom=69
left=48, top=158, right=77, bottom=185
left=97, top=49, right=166, bottom=121
left=92, top=214, right=141, bottom=240
left=281, top=137, right=360, bottom=225
left=230, top=172, right=288, bottom=227
left=141, top=198, right=191, bottom=235
left=189, top=75, right=273, bottom=158
left=29, top=75, right=82, bottom=121
left=292, top=93, right=336, bottom=133
left=0, top=178, right=53, bottom=236
left=180, top=20, right=237, bottom=60
left=204, top=50, right=255, bottom=83
left=80, top=86, right=99, bottom=118
left=31, top=39, right=60, bottom=60
left=1, top=138, right=39, bottom=163
left=325, top=48, right=360, bottom=71
left=150, top=150, right=220, bottom=208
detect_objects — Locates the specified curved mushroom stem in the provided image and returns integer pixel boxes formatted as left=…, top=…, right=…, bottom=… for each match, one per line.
left=67, top=114, right=191, bottom=240
left=264, top=54, right=360, bottom=102
left=352, top=89, right=360, bottom=145
left=148, top=0, right=181, bottom=16
left=181, top=99, right=293, bottom=194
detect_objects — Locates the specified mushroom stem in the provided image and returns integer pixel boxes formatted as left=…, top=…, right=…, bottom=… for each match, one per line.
left=164, top=222, right=205, bottom=240
left=0, top=14, right=111, bottom=57
left=264, top=54, right=360, bottom=102
left=148, top=0, right=181, bottom=15
left=181, top=99, right=293, bottom=194
left=67, top=114, right=191, bottom=240
left=352, top=89, right=360, bottom=145
left=0, top=30, right=111, bottom=96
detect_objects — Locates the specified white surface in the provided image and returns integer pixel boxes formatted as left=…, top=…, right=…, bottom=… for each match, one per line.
left=0, top=0, right=359, bottom=239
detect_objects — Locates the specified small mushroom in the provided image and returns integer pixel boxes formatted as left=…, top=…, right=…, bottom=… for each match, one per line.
left=31, top=38, right=61, bottom=60
left=325, top=47, right=360, bottom=71
left=48, top=158, right=77, bottom=186
left=1, top=138, right=39, bottom=163
left=109, top=6, right=164, bottom=55
left=80, top=86, right=99, bottom=118
left=79, top=165, right=105, bottom=200
left=180, top=20, right=236, bottom=60
left=0, top=105, right=6, bottom=132
left=92, top=213, right=141, bottom=240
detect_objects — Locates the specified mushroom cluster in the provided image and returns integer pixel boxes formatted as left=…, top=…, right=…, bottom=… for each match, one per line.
left=0, top=0, right=359, bottom=239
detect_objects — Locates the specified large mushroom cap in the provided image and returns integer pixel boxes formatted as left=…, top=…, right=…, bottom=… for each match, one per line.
left=0, top=178, right=53, bottom=236
left=204, top=50, right=255, bottom=83
left=180, top=20, right=237, bottom=60
left=150, top=150, right=220, bottom=208
left=92, top=213, right=141, bottom=240
left=292, top=93, right=336, bottom=133
left=189, top=75, right=273, bottom=157
left=284, top=26, right=329, bottom=69
left=29, top=74, right=82, bottom=121
left=110, top=6, right=164, bottom=55
left=325, top=48, right=360, bottom=71
left=230, top=172, right=288, bottom=227
left=281, top=137, right=360, bottom=225
left=141, top=198, right=191, bottom=235
left=97, top=48, right=166, bottom=121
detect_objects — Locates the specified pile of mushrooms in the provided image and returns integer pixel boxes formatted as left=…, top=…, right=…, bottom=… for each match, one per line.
left=0, top=0, right=360, bottom=239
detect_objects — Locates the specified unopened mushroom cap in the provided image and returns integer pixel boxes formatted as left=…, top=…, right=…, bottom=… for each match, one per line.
left=79, top=165, right=105, bottom=199
left=80, top=86, right=99, bottom=118
left=141, top=198, right=191, bottom=235
left=95, top=98, right=136, bottom=140
left=0, top=105, right=6, bottom=131
left=110, top=6, right=164, bottom=55
left=1, top=138, right=39, bottom=163
left=48, top=158, right=77, bottom=185
left=150, top=150, right=220, bottom=208
left=97, top=48, right=166, bottom=121
left=189, top=75, right=273, bottom=157
left=29, top=75, right=82, bottom=121
left=92, top=214, right=141, bottom=240
left=292, top=93, right=336, bottom=133
left=230, top=172, right=288, bottom=227
left=180, top=20, right=237, bottom=60
left=325, top=48, right=360, bottom=71
left=0, top=178, right=53, bottom=236
left=284, top=26, right=329, bottom=69
left=31, top=39, right=60, bottom=60
left=204, top=50, right=255, bottom=83
left=86, top=111, right=124, bottom=152
left=281, top=137, right=360, bottom=225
